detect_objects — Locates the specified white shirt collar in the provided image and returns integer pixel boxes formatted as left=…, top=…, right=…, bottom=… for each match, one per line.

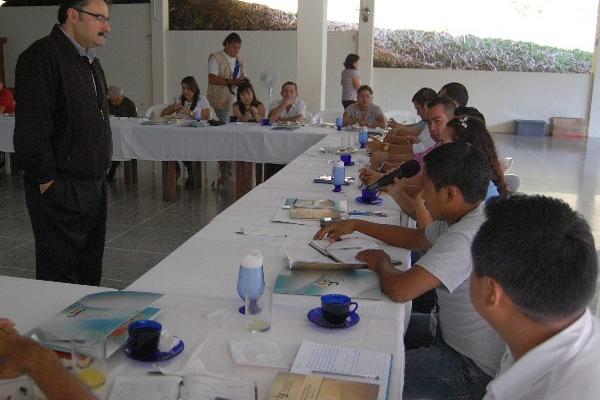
left=486, top=309, right=593, bottom=400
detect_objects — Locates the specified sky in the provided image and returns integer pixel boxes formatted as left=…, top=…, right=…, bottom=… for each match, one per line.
left=241, top=0, right=598, bottom=52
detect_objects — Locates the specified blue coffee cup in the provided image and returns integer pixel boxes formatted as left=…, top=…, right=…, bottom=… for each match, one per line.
left=340, top=153, right=352, bottom=166
left=128, top=320, right=161, bottom=358
left=321, top=294, right=358, bottom=325
left=361, top=185, right=381, bottom=203
left=261, top=118, right=271, bottom=126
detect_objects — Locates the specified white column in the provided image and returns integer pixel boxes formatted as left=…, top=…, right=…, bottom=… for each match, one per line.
left=151, top=0, right=168, bottom=105
left=587, top=0, right=600, bottom=138
left=297, top=0, right=328, bottom=114
left=357, top=0, right=375, bottom=86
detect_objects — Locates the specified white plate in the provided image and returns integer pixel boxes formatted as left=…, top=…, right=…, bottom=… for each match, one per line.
left=321, top=145, right=359, bottom=154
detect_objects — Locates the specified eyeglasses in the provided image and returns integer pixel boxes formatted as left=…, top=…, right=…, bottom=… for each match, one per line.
left=73, top=8, right=111, bottom=24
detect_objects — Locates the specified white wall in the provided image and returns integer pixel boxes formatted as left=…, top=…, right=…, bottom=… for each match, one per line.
left=165, top=30, right=297, bottom=111
left=371, top=68, right=593, bottom=134
left=0, top=4, right=153, bottom=113
left=0, top=6, right=592, bottom=133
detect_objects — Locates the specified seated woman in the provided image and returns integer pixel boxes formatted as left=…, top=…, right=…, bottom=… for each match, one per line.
left=343, top=85, right=386, bottom=129
left=161, top=76, right=210, bottom=120
left=160, top=76, right=210, bottom=188
left=232, top=80, right=266, bottom=122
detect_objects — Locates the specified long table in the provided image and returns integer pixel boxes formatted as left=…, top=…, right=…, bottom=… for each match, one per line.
left=0, top=133, right=411, bottom=399
left=0, top=116, right=333, bottom=200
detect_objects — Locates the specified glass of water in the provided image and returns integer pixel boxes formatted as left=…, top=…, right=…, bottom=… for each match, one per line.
left=244, top=285, right=272, bottom=333
left=71, top=337, right=107, bottom=389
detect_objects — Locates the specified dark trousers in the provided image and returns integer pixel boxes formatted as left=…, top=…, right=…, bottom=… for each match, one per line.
left=24, top=175, right=107, bottom=286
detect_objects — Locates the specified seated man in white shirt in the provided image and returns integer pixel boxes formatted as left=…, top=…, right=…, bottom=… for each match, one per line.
left=315, top=143, right=505, bottom=399
left=268, top=81, right=306, bottom=123
left=471, top=195, right=600, bottom=400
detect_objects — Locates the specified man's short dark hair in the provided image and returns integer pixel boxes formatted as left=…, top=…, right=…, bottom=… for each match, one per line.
left=223, top=32, right=242, bottom=47
left=411, top=88, right=438, bottom=107
left=58, top=0, right=111, bottom=24
left=472, top=195, right=598, bottom=323
left=357, top=85, right=373, bottom=95
left=440, top=82, right=469, bottom=107
left=424, top=143, right=491, bottom=204
left=281, top=81, right=297, bottom=92
left=426, top=96, right=456, bottom=118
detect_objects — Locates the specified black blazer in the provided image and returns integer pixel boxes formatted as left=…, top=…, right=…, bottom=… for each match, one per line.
left=14, top=24, right=112, bottom=183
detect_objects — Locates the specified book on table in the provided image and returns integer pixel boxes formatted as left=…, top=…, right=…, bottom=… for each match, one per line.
left=27, top=291, right=162, bottom=356
left=274, top=236, right=405, bottom=299
left=267, top=340, right=393, bottom=400
left=108, top=375, right=256, bottom=400
left=272, top=198, right=348, bottom=225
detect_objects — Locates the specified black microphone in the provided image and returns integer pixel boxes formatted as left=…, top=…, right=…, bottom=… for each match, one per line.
left=367, top=159, right=421, bottom=191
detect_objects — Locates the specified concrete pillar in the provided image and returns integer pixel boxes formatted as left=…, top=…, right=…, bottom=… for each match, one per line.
left=357, top=0, right=375, bottom=86
left=587, top=0, right=600, bottom=138
left=297, top=0, right=328, bottom=114
left=151, top=0, right=168, bottom=105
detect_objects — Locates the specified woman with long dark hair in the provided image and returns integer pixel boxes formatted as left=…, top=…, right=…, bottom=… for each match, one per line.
left=341, top=53, right=361, bottom=109
left=161, top=76, right=210, bottom=120
left=232, top=80, right=265, bottom=122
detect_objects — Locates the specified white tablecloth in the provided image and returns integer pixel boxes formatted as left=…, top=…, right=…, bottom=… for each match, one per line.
left=0, top=116, right=333, bottom=163
left=0, top=133, right=411, bottom=399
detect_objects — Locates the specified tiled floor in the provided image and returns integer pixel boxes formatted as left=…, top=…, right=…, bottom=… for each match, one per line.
left=0, top=134, right=599, bottom=308
left=0, top=161, right=236, bottom=289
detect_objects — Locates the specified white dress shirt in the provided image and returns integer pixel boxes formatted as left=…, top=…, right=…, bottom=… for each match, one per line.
left=484, top=309, right=600, bottom=400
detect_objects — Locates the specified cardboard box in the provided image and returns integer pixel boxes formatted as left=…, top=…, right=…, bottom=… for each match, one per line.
left=550, top=117, right=587, bottom=138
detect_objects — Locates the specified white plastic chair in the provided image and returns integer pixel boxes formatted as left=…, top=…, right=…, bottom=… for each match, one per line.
left=384, top=110, right=417, bottom=125
left=145, top=104, right=168, bottom=119
left=504, top=174, right=521, bottom=193
left=314, top=110, right=344, bottom=124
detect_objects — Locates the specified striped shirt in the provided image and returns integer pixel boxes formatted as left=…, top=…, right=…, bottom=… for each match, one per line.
left=341, top=69, right=360, bottom=101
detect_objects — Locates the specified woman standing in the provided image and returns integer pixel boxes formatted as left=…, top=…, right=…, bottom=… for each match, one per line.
left=341, top=53, right=361, bottom=109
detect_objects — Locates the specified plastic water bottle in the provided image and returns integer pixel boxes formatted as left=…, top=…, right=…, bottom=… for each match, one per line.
left=194, top=109, right=202, bottom=121
left=331, top=160, right=345, bottom=192
left=359, top=126, right=368, bottom=148
left=236, top=250, right=265, bottom=314
left=335, top=115, right=343, bottom=131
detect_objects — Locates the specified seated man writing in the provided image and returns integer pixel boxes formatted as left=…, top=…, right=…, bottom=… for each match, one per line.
left=268, top=81, right=306, bottom=123
left=315, top=143, right=505, bottom=399
left=471, top=195, right=600, bottom=399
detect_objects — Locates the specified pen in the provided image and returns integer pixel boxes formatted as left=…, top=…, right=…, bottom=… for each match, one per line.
left=310, top=370, right=380, bottom=380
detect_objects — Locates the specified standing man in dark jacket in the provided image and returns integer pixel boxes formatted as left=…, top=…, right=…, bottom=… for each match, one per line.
left=13, top=0, right=112, bottom=285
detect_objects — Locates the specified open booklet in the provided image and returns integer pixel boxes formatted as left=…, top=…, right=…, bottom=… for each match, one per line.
left=28, top=291, right=162, bottom=356
left=108, top=375, right=256, bottom=400
left=286, top=340, right=393, bottom=400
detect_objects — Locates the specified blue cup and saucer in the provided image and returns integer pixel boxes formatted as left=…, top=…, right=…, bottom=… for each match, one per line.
left=307, top=294, right=360, bottom=329
left=124, top=320, right=185, bottom=362
left=355, top=185, right=383, bottom=205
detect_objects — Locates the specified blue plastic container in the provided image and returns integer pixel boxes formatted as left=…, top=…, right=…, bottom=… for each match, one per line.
left=515, top=120, right=546, bottom=137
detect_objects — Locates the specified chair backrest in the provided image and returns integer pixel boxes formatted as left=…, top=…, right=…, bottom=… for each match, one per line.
left=145, top=104, right=168, bottom=119
left=384, top=110, right=417, bottom=125
left=314, top=110, right=344, bottom=124
left=504, top=174, right=521, bottom=193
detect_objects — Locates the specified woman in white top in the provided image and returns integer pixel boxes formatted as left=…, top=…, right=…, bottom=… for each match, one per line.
left=160, top=76, right=210, bottom=188
left=161, top=76, right=211, bottom=120
left=343, top=85, right=387, bottom=129
left=340, top=53, right=361, bottom=109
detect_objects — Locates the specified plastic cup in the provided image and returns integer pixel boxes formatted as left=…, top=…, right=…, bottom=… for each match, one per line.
left=245, top=286, right=272, bottom=333
left=71, top=338, right=107, bottom=389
